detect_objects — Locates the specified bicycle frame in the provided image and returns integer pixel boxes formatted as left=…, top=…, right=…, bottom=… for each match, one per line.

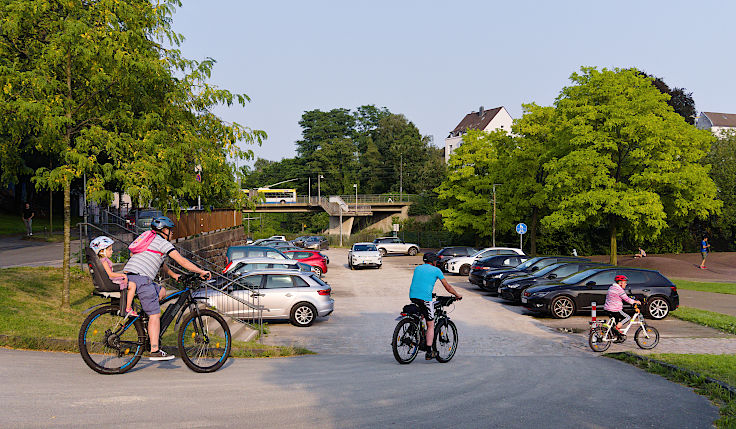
left=593, top=307, right=649, bottom=343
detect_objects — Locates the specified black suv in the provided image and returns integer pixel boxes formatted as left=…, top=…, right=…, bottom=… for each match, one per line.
left=423, top=246, right=477, bottom=266
left=498, top=261, right=609, bottom=303
left=480, top=256, right=590, bottom=294
left=468, top=255, right=529, bottom=286
left=522, top=267, right=679, bottom=319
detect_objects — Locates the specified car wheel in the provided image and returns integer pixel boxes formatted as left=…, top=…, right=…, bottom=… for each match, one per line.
left=280, top=200, right=286, bottom=204
left=645, top=297, right=670, bottom=320
left=290, top=302, right=317, bottom=327
left=550, top=296, right=575, bottom=319
left=407, top=247, right=418, bottom=256
left=379, top=248, right=387, bottom=256
left=313, top=266, right=322, bottom=277
left=376, top=264, right=382, bottom=269
left=459, top=264, right=471, bottom=276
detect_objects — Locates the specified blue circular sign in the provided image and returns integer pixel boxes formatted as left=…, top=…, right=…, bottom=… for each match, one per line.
left=516, top=223, right=527, bottom=234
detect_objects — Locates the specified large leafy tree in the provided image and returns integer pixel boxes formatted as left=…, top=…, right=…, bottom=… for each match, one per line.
left=0, top=0, right=263, bottom=307
left=542, top=67, right=720, bottom=264
left=706, top=131, right=736, bottom=248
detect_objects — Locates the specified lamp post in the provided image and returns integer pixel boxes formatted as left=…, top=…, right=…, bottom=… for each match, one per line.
left=492, top=183, right=501, bottom=247
left=318, top=174, right=324, bottom=202
left=339, top=205, right=343, bottom=247
left=353, top=183, right=357, bottom=213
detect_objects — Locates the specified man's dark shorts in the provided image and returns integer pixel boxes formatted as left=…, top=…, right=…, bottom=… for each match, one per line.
left=410, top=298, right=435, bottom=321
left=127, top=274, right=162, bottom=315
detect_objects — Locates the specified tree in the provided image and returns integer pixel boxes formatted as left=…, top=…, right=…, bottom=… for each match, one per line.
left=542, top=67, right=721, bottom=264
left=639, top=72, right=697, bottom=124
left=296, top=108, right=355, bottom=158
left=706, top=131, right=736, bottom=248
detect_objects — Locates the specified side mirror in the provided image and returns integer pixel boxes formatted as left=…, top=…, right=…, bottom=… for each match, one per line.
left=547, top=274, right=557, bottom=279
left=585, top=281, right=596, bottom=288
left=530, top=266, right=539, bottom=272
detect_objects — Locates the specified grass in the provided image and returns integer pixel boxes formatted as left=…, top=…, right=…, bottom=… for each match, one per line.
left=673, top=279, right=736, bottom=295
left=0, top=212, right=83, bottom=236
left=609, top=352, right=736, bottom=427
left=671, top=306, right=736, bottom=336
left=0, top=267, right=311, bottom=358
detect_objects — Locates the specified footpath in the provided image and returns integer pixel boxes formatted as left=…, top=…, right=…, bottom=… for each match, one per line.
left=0, top=235, right=81, bottom=268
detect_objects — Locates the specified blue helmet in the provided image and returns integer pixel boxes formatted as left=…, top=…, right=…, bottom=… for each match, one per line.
left=150, top=216, right=175, bottom=231
left=90, top=236, right=115, bottom=254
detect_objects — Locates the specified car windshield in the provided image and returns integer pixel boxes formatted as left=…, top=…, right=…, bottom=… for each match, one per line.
left=515, top=257, right=543, bottom=270
left=354, top=244, right=377, bottom=252
left=532, top=263, right=564, bottom=277
left=562, top=269, right=600, bottom=285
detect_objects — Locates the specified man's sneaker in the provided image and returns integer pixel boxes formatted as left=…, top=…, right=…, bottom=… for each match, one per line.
left=425, top=350, right=437, bottom=360
left=149, top=349, right=175, bottom=361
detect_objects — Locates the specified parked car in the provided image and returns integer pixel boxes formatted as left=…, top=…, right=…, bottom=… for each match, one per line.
left=303, top=236, right=329, bottom=250
left=498, top=261, right=609, bottom=303
left=125, top=209, right=163, bottom=233
left=268, top=235, right=287, bottom=241
left=423, top=246, right=478, bottom=265
left=225, top=246, right=288, bottom=263
left=270, top=243, right=303, bottom=252
left=292, top=236, right=310, bottom=247
left=480, top=256, right=591, bottom=294
left=372, top=237, right=419, bottom=256
left=521, top=267, right=679, bottom=320
left=468, top=255, right=530, bottom=286
left=348, top=242, right=382, bottom=269
left=283, top=250, right=329, bottom=277
left=221, top=257, right=313, bottom=276
left=251, top=238, right=287, bottom=247
left=444, top=247, right=525, bottom=275
left=194, top=269, right=334, bottom=327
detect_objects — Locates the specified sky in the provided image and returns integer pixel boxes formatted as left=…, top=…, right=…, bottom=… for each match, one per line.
left=170, top=0, right=736, bottom=165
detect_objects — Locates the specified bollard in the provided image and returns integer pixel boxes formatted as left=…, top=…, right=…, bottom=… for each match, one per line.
left=592, top=301, right=597, bottom=322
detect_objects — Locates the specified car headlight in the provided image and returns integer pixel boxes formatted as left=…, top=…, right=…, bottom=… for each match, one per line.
left=507, top=283, right=519, bottom=288
left=532, top=291, right=549, bottom=297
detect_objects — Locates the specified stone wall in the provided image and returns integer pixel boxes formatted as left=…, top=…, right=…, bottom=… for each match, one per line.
left=176, top=227, right=248, bottom=269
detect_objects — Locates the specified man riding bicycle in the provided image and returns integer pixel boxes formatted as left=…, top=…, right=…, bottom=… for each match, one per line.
left=409, top=259, right=462, bottom=360
left=123, top=216, right=211, bottom=361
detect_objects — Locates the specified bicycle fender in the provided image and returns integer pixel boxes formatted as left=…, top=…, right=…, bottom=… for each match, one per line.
left=82, top=301, right=112, bottom=314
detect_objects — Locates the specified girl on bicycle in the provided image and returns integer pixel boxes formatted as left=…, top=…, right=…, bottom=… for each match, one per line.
left=604, top=275, right=641, bottom=338
left=90, top=236, right=138, bottom=317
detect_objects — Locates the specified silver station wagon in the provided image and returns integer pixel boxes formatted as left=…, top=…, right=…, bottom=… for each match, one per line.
left=197, top=269, right=334, bottom=327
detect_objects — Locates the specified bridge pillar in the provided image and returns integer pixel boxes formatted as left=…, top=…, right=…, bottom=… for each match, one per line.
left=327, top=215, right=354, bottom=238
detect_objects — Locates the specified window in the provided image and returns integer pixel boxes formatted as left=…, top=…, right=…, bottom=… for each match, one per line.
left=247, top=250, right=266, bottom=258
left=235, top=263, right=269, bottom=274
left=264, top=275, right=294, bottom=289
left=586, top=271, right=616, bottom=286
left=623, top=270, right=648, bottom=284
left=293, top=276, right=310, bottom=287
left=552, top=265, right=579, bottom=278
left=240, top=275, right=263, bottom=289
left=266, top=251, right=286, bottom=259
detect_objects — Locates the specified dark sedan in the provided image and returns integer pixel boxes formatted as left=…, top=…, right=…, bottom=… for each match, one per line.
left=423, top=246, right=477, bottom=266
left=480, top=256, right=591, bottom=294
left=499, top=262, right=610, bottom=303
left=521, top=267, right=679, bottom=320
left=468, top=255, right=529, bottom=286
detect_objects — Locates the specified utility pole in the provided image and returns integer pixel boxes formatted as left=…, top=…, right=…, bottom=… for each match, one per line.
left=492, top=184, right=501, bottom=247
left=339, top=205, right=343, bottom=247
left=318, top=174, right=324, bottom=202
left=400, top=154, right=403, bottom=203
left=308, top=177, right=311, bottom=203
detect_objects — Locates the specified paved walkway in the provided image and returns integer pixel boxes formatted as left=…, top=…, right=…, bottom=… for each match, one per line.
left=678, top=289, right=736, bottom=317
left=0, top=235, right=81, bottom=268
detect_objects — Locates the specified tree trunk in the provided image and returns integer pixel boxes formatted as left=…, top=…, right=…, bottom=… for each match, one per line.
left=49, top=188, right=52, bottom=237
left=609, top=219, right=617, bottom=266
left=61, top=180, right=70, bottom=309
left=530, top=206, right=538, bottom=256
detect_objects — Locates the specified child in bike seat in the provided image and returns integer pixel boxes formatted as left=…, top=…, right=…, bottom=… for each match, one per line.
left=604, top=275, right=641, bottom=338
left=90, top=236, right=138, bottom=317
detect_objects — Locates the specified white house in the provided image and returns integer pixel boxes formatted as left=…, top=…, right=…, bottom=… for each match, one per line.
left=696, top=111, right=736, bottom=137
left=444, top=106, right=513, bottom=163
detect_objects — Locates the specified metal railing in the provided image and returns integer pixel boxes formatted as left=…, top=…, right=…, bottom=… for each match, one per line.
left=82, top=207, right=265, bottom=340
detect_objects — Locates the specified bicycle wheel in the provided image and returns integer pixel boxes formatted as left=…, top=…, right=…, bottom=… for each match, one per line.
left=434, top=318, right=458, bottom=363
left=635, top=325, right=659, bottom=349
left=588, top=327, right=611, bottom=352
left=178, top=309, right=232, bottom=373
left=392, top=318, right=420, bottom=364
left=78, top=305, right=145, bottom=374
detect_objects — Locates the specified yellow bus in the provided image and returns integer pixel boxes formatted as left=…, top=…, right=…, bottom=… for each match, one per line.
left=244, top=188, right=297, bottom=204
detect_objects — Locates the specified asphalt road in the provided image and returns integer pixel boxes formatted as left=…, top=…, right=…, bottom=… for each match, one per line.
left=0, top=235, right=81, bottom=268
left=0, top=248, right=719, bottom=428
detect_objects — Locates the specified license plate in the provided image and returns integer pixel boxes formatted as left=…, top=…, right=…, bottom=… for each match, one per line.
left=521, top=297, right=528, bottom=303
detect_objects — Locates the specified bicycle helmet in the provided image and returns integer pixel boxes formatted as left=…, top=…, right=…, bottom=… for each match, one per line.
left=150, top=216, right=175, bottom=231
left=614, top=274, right=628, bottom=282
left=90, top=236, right=115, bottom=254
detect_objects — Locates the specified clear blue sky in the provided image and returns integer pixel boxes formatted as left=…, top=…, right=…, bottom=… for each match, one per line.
left=170, top=0, right=735, bottom=164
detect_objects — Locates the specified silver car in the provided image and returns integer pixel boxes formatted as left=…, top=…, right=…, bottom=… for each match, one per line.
left=224, top=257, right=318, bottom=277
left=197, top=269, right=334, bottom=327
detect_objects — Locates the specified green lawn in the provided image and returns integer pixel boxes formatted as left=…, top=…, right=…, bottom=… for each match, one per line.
left=649, top=354, right=736, bottom=387
left=673, top=279, right=736, bottom=295
left=0, top=267, right=310, bottom=357
left=671, top=307, right=736, bottom=335
left=0, top=213, right=83, bottom=236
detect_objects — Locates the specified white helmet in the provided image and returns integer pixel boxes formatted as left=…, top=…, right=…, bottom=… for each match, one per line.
left=90, top=236, right=115, bottom=254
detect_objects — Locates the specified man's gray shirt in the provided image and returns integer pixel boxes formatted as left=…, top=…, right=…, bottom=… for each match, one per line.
left=123, top=234, right=175, bottom=279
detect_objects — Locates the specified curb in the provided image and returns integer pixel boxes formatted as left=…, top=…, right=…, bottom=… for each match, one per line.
left=609, top=351, right=736, bottom=396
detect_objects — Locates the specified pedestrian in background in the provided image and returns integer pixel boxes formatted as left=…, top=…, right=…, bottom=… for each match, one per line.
left=699, top=236, right=711, bottom=269
left=22, top=202, right=34, bottom=236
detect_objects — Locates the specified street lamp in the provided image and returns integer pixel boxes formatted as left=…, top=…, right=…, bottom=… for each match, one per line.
left=318, top=174, right=324, bottom=202
left=353, top=183, right=358, bottom=213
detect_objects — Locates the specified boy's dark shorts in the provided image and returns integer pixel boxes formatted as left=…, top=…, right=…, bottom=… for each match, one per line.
left=126, top=274, right=162, bottom=315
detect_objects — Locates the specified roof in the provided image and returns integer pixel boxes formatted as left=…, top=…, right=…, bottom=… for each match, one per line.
left=449, top=106, right=503, bottom=137
left=702, top=112, right=736, bottom=128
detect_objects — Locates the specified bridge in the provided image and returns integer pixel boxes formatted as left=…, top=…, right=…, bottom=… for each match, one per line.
left=244, top=194, right=414, bottom=236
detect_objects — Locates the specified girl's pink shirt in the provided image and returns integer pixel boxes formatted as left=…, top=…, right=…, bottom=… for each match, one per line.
left=100, top=257, right=127, bottom=290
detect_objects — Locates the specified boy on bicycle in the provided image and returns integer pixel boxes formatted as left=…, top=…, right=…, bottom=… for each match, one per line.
left=409, top=260, right=462, bottom=360
left=604, top=275, right=641, bottom=340
left=124, top=216, right=211, bottom=361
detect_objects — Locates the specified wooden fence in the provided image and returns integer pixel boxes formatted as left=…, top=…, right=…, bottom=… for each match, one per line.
left=166, top=209, right=243, bottom=241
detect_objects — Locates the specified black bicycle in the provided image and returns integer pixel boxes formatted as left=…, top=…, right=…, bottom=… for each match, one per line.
left=79, top=272, right=232, bottom=374
left=392, top=295, right=460, bottom=364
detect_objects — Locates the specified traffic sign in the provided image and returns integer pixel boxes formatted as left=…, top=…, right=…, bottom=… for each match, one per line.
left=516, top=223, right=527, bottom=234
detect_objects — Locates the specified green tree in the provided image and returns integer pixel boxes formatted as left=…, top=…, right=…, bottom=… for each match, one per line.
left=542, top=67, right=721, bottom=264
left=706, top=131, right=736, bottom=248
left=296, top=108, right=355, bottom=159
